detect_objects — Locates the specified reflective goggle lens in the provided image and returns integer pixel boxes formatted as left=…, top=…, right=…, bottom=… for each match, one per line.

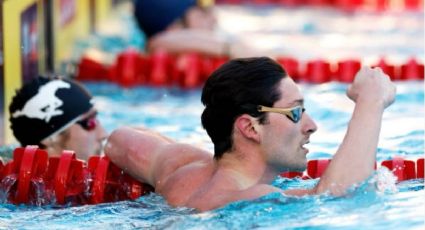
left=76, top=113, right=97, bottom=131
left=286, top=107, right=305, bottom=123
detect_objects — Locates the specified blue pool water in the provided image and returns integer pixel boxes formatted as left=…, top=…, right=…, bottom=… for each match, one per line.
left=0, top=81, right=423, bottom=229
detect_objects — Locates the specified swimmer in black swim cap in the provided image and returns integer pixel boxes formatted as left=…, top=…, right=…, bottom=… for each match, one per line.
left=9, top=76, right=107, bottom=160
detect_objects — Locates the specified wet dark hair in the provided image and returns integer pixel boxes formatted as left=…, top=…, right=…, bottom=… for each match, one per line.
left=201, top=57, right=287, bottom=159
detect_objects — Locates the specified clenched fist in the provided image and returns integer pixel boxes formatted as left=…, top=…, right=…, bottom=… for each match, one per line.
left=347, top=67, right=396, bottom=109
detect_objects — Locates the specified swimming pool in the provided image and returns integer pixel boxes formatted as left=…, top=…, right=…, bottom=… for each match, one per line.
left=1, top=3, right=424, bottom=229
left=1, top=80, right=422, bottom=229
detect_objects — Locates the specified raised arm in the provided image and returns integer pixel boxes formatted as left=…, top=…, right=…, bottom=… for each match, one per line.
left=105, top=127, right=212, bottom=188
left=315, top=67, right=396, bottom=195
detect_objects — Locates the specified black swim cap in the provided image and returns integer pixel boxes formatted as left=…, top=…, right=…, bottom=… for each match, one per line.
left=9, top=76, right=93, bottom=146
left=133, top=0, right=196, bottom=38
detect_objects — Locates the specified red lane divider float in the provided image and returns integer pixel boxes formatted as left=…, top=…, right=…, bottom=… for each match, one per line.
left=374, top=58, right=397, bottom=80
left=16, top=146, right=48, bottom=204
left=77, top=57, right=109, bottom=82
left=279, top=157, right=424, bottom=182
left=215, top=0, right=423, bottom=11
left=1, top=147, right=422, bottom=205
left=305, top=60, right=332, bottom=83
left=337, top=59, right=361, bottom=83
left=277, top=57, right=300, bottom=81
left=0, top=146, right=153, bottom=206
left=307, top=159, right=332, bottom=179
left=77, top=49, right=423, bottom=88
left=381, top=157, right=416, bottom=181
left=115, top=48, right=150, bottom=87
left=149, top=49, right=172, bottom=86
left=417, top=158, right=424, bottom=178
left=400, top=58, right=425, bottom=80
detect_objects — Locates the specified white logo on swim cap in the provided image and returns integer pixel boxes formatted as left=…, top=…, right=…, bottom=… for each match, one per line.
left=12, top=80, right=71, bottom=122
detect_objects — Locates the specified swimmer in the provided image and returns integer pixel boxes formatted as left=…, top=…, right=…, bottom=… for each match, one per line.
left=106, top=57, right=396, bottom=211
left=9, top=76, right=108, bottom=160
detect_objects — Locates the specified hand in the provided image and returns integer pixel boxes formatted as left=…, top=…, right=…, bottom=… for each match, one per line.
left=347, top=67, right=396, bottom=109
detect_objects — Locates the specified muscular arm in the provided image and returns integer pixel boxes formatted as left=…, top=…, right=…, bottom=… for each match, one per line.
left=314, top=99, right=384, bottom=194
left=149, top=30, right=227, bottom=56
left=314, top=67, right=396, bottom=195
left=148, top=30, right=265, bottom=58
left=104, top=127, right=212, bottom=188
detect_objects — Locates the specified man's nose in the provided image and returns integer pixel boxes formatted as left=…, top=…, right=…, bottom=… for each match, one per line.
left=302, top=113, right=317, bottom=134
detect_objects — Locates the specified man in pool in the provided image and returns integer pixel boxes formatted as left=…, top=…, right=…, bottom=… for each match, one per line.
left=9, top=76, right=108, bottom=160
left=105, top=57, right=396, bottom=211
left=133, top=0, right=261, bottom=58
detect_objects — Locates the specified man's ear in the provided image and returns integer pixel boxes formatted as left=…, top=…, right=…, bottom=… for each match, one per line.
left=234, top=114, right=261, bottom=143
left=40, top=136, right=55, bottom=148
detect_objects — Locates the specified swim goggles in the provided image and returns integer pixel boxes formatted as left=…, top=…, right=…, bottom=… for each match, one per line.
left=76, top=112, right=98, bottom=131
left=258, top=105, right=305, bottom=123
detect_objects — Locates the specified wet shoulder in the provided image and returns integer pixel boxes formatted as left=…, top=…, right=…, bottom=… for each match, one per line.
left=156, top=156, right=215, bottom=206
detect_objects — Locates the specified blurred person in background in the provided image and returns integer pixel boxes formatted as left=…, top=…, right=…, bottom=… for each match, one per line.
left=133, top=0, right=258, bottom=57
left=9, top=76, right=107, bottom=160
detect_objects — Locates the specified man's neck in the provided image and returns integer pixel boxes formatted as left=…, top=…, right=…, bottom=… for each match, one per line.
left=216, top=146, right=279, bottom=190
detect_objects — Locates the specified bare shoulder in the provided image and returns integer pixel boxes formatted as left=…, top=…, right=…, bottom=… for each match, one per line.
left=106, top=126, right=213, bottom=186
left=155, top=143, right=213, bottom=176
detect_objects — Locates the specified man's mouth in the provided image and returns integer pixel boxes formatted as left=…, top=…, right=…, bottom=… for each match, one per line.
left=301, top=140, right=310, bottom=154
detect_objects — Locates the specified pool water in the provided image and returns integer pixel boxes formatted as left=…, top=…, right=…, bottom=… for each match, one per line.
left=215, top=5, right=424, bottom=62
left=0, top=81, right=423, bottom=229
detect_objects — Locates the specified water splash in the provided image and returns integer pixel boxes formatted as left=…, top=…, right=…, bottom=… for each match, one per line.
left=370, top=167, right=398, bottom=194
left=0, top=176, right=17, bottom=203
left=30, top=178, right=55, bottom=206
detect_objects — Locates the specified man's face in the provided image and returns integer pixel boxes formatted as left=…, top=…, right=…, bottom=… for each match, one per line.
left=62, top=109, right=107, bottom=160
left=260, top=78, right=317, bottom=171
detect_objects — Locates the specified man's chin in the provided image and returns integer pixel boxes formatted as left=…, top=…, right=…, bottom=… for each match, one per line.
left=291, top=164, right=307, bottom=172
left=278, top=162, right=307, bottom=172
left=290, top=159, right=307, bottom=171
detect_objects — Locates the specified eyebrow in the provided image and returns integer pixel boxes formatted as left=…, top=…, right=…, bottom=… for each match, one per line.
left=290, top=99, right=304, bottom=107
